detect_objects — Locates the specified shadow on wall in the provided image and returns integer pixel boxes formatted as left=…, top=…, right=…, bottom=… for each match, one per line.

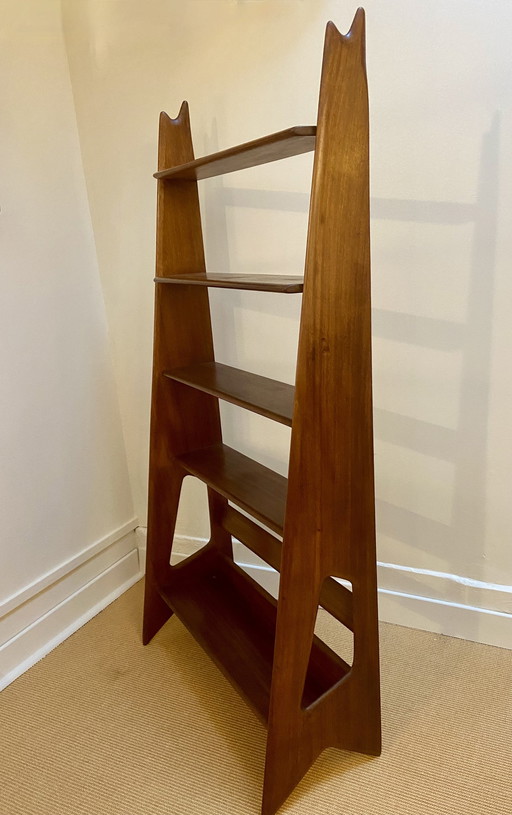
left=198, top=113, right=500, bottom=641
left=373, top=114, right=499, bottom=639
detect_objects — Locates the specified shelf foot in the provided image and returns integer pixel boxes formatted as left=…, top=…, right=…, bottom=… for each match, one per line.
left=142, top=571, right=173, bottom=645
left=261, top=744, right=319, bottom=815
left=143, top=465, right=185, bottom=644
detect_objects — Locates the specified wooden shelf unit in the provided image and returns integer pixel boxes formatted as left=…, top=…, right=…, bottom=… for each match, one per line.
left=143, top=9, right=381, bottom=815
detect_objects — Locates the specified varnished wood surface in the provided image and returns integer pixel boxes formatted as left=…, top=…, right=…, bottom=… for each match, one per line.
left=154, top=126, right=316, bottom=181
left=144, top=12, right=381, bottom=815
left=143, top=102, right=231, bottom=646
left=155, top=272, right=303, bottom=293
left=221, top=505, right=283, bottom=570
left=263, top=11, right=381, bottom=814
left=164, top=362, right=294, bottom=426
left=177, top=443, right=287, bottom=535
left=221, top=506, right=354, bottom=631
left=160, top=548, right=349, bottom=722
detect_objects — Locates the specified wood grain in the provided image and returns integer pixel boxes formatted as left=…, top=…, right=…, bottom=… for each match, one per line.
left=160, top=548, right=348, bottom=722
left=221, top=505, right=283, bottom=571
left=221, top=505, right=354, bottom=632
left=263, top=11, right=381, bottom=814
left=142, top=103, right=232, bottom=646
left=143, top=12, right=380, bottom=815
left=154, top=126, right=316, bottom=181
left=177, top=443, right=287, bottom=535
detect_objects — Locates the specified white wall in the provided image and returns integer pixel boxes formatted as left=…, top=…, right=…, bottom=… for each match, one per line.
left=62, top=0, right=512, bottom=646
left=0, top=0, right=139, bottom=687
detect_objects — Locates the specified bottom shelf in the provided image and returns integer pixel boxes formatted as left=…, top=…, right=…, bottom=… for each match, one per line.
left=159, top=548, right=349, bottom=722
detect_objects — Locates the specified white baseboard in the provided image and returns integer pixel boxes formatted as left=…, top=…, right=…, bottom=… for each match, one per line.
left=0, top=521, right=142, bottom=690
left=137, top=530, right=512, bottom=651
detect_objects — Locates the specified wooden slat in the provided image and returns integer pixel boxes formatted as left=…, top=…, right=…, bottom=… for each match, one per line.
left=319, top=576, right=354, bottom=631
left=222, top=506, right=354, bottom=630
left=177, top=443, right=287, bottom=535
left=155, top=273, right=303, bottom=293
left=222, top=505, right=282, bottom=570
left=154, top=126, right=316, bottom=181
left=164, top=362, right=294, bottom=426
left=161, top=548, right=349, bottom=722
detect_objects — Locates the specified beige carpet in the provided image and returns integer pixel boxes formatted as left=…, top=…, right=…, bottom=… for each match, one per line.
left=1, top=580, right=511, bottom=815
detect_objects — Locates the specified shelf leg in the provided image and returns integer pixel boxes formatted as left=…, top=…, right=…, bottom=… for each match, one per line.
left=260, top=11, right=381, bottom=812
left=262, top=568, right=323, bottom=815
left=262, top=562, right=381, bottom=813
left=143, top=103, right=223, bottom=643
left=142, top=570, right=173, bottom=646
left=143, top=465, right=184, bottom=645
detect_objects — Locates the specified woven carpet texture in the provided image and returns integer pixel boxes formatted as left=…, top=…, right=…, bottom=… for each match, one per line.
left=1, top=581, right=511, bottom=815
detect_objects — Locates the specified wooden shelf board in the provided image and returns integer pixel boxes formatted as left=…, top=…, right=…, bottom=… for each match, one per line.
left=164, top=362, right=294, bottom=426
left=154, top=126, right=316, bottom=181
left=222, top=505, right=354, bottom=631
left=221, top=505, right=282, bottom=573
left=177, top=443, right=286, bottom=535
left=154, top=273, right=303, bottom=293
left=160, top=549, right=349, bottom=722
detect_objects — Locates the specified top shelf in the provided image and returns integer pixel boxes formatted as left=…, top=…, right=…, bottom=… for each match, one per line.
left=154, top=126, right=316, bottom=181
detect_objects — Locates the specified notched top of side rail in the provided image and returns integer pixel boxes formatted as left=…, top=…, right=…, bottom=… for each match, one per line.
left=326, top=6, right=365, bottom=41
left=324, top=7, right=365, bottom=54
left=161, top=100, right=189, bottom=126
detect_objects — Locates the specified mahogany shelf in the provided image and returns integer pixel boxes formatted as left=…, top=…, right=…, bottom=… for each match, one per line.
left=164, top=362, right=294, bottom=426
left=177, top=443, right=287, bottom=536
left=160, top=548, right=349, bottom=722
left=154, top=126, right=316, bottom=181
left=154, top=272, right=303, bottom=293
